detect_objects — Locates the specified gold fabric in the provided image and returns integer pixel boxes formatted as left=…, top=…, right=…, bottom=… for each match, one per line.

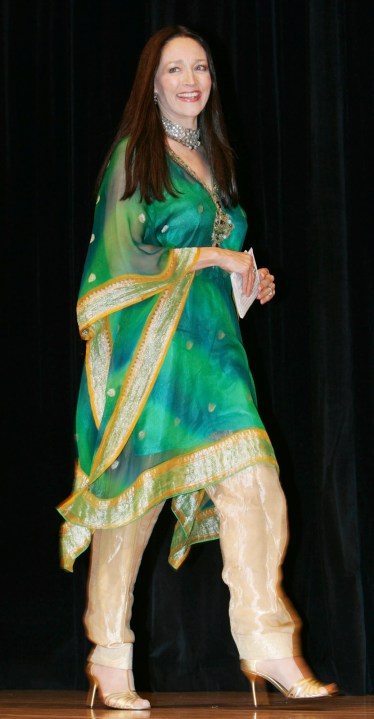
left=85, top=503, right=164, bottom=668
left=206, top=464, right=301, bottom=659
left=85, top=465, right=299, bottom=666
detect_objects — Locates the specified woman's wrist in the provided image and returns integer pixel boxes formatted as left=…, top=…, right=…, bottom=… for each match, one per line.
left=191, top=246, right=222, bottom=271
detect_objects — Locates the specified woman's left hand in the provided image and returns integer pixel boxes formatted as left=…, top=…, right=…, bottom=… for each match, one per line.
left=257, top=268, right=275, bottom=304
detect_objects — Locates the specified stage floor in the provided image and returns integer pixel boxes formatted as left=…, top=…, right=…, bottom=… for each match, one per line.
left=0, top=691, right=373, bottom=718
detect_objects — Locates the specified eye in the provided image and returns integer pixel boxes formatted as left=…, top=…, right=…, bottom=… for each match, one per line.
left=168, top=66, right=180, bottom=73
left=195, top=64, right=209, bottom=71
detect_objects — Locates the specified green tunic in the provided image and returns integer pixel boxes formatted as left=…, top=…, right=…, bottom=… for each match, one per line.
left=58, top=137, right=278, bottom=571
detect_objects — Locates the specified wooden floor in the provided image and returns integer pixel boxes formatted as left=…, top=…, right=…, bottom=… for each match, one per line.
left=0, top=691, right=372, bottom=719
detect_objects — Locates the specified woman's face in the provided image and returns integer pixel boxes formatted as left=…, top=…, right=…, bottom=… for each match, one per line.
left=154, top=37, right=212, bottom=129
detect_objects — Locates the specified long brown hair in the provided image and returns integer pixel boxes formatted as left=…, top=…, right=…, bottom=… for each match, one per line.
left=98, top=26, right=238, bottom=207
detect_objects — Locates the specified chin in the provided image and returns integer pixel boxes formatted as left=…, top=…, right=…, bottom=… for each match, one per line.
left=176, top=104, right=205, bottom=119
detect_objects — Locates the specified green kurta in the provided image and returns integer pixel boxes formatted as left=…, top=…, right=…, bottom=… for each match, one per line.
left=58, top=137, right=278, bottom=571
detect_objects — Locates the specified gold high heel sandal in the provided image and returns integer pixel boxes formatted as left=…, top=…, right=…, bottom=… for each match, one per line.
left=240, top=659, right=339, bottom=708
left=86, top=663, right=151, bottom=710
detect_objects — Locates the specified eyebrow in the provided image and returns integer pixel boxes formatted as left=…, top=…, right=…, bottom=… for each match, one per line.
left=164, top=58, right=207, bottom=65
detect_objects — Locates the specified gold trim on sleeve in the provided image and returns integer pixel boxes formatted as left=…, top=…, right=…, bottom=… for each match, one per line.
left=78, top=247, right=199, bottom=335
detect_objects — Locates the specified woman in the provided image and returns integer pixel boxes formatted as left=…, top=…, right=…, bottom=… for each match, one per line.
left=58, top=25, right=338, bottom=710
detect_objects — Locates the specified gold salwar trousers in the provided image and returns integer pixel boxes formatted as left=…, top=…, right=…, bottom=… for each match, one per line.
left=85, top=464, right=300, bottom=670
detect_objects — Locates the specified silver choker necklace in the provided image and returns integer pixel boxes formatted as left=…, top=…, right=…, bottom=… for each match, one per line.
left=161, top=115, right=201, bottom=150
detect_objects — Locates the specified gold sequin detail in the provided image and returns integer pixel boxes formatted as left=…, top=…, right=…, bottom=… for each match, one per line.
left=85, top=317, right=112, bottom=427
left=167, top=148, right=234, bottom=247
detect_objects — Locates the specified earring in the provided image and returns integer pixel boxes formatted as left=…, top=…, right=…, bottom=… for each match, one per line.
left=154, top=93, right=158, bottom=105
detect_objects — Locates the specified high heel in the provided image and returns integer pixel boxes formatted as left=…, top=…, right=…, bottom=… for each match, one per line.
left=87, top=677, right=97, bottom=708
left=240, top=659, right=339, bottom=708
left=86, top=663, right=151, bottom=710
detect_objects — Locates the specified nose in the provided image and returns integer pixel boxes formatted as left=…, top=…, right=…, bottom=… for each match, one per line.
left=182, top=66, right=196, bottom=85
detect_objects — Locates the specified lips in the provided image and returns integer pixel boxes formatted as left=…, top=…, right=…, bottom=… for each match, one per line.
left=177, top=91, right=202, bottom=101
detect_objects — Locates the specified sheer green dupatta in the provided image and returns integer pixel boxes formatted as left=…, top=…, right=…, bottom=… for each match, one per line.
left=58, top=139, right=200, bottom=570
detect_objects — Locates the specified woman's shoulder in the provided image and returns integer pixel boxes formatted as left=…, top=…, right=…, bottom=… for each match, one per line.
left=102, top=137, right=130, bottom=187
left=110, top=136, right=130, bottom=163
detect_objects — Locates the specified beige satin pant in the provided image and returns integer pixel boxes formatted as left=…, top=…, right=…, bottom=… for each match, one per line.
left=85, top=464, right=300, bottom=670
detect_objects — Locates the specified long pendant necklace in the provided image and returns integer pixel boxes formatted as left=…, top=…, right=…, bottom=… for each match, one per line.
left=167, top=147, right=235, bottom=247
left=161, top=115, right=201, bottom=151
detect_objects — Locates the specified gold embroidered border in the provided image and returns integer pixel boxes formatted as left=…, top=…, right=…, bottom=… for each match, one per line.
left=88, top=273, right=195, bottom=483
left=171, top=488, right=206, bottom=537
left=59, top=428, right=277, bottom=528
left=86, top=316, right=112, bottom=428
left=169, top=505, right=219, bottom=569
left=73, top=462, right=89, bottom=491
left=59, top=428, right=277, bottom=571
left=77, top=247, right=199, bottom=334
left=62, top=270, right=195, bottom=512
left=60, top=522, right=91, bottom=573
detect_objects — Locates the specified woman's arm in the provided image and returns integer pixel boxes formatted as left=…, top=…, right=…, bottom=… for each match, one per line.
left=192, top=246, right=275, bottom=304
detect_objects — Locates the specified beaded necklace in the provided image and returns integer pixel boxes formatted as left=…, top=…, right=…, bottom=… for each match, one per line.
left=161, top=115, right=201, bottom=150
left=167, top=147, right=235, bottom=247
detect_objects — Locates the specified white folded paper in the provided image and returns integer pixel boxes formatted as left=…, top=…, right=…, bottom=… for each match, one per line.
left=230, top=248, right=260, bottom=318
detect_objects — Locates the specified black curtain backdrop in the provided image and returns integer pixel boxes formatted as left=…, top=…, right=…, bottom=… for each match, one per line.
left=2, top=0, right=373, bottom=695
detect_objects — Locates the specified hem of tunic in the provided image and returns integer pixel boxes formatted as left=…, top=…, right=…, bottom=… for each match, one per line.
left=58, top=427, right=278, bottom=572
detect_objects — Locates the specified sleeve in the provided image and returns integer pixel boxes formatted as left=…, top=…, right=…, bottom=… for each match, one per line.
left=77, top=138, right=200, bottom=338
left=58, top=139, right=201, bottom=571
left=61, top=138, right=199, bottom=509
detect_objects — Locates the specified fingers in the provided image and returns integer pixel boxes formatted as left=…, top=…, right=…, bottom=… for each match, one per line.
left=249, top=264, right=257, bottom=294
left=257, top=269, right=275, bottom=304
left=236, top=252, right=255, bottom=296
left=244, top=260, right=257, bottom=296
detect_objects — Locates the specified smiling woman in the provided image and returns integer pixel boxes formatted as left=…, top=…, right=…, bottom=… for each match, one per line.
left=57, top=25, right=338, bottom=711
left=154, top=36, right=212, bottom=129
left=154, top=37, right=213, bottom=190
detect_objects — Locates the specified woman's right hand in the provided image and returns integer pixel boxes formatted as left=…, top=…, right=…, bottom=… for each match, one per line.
left=215, top=248, right=256, bottom=296
left=192, top=246, right=256, bottom=297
